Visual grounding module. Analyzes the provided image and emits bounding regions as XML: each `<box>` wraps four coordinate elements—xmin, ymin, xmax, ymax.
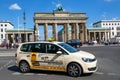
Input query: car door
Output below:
<box><xmin>37</xmin><ymin>43</ymin><xmax>66</xmax><ymax>71</ymax></box>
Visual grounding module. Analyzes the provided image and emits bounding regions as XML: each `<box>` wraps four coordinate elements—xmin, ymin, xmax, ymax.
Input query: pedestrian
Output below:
<box><xmin>9</xmin><ymin>43</ymin><xmax>12</xmax><ymax>49</ymax></box>
<box><xmin>6</xmin><ymin>43</ymin><xmax>8</xmax><ymax>49</ymax></box>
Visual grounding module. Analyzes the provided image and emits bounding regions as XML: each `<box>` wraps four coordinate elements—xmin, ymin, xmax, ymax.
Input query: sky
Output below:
<box><xmin>0</xmin><ymin>0</ymin><xmax>120</xmax><ymax>39</ymax></box>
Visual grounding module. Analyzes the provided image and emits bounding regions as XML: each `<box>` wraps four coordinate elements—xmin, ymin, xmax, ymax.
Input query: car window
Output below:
<box><xmin>20</xmin><ymin>44</ymin><xmax>29</xmax><ymax>52</ymax></box>
<box><xmin>20</xmin><ymin>43</ymin><xmax>42</xmax><ymax>53</ymax></box>
<box><xmin>46</xmin><ymin>44</ymin><xmax>59</xmax><ymax>54</ymax></box>
<box><xmin>76</xmin><ymin>39</ymin><xmax>80</xmax><ymax>42</ymax></box>
<box><xmin>67</xmin><ymin>40</ymin><xmax>71</xmax><ymax>43</ymax></box>
<box><xmin>20</xmin><ymin>43</ymin><xmax>69</xmax><ymax>54</ymax></box>
<box><xmin>72</xmin><ymin>40</ymin><xmax>76</xmax><ymax>43</ymax></box>
<box><xmin>34</xmin><ymin>43</ymin><xmax>42</xmax><ymax>52</ymax></box>
<box><xmin>27</xmin><ymin>43</ymin><xmax>34</xmax><ymax>52</ymax></box>
<box><xmin>58</xmin><ymin>43</ymin><xmax>78</xmax><ymax>53</ymax></box>
<box><xmin>39</xmin><ymin>43</ymin><xmax>64</xmax><ymax>54</ymax></box>
<box><xmin>28</xmin><ymin>43</ymin><xmax>43</xmax><ymax>53</ymax></box>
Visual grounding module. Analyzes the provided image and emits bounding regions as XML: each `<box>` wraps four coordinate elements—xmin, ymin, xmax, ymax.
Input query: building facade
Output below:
<box><xmin>0</xmin><ymin>21</ymin><xmax>14</xmax><ymax>44</ymax></box>
<box><xmin>93</xmin><ymin>20</ymin><xmax>120</xmax><ymax>38</ymax></box>
<box><xmin>6</xmin><ymin>28</ymin><xmax>34</xmax><ymax>43</ymax></box>
<box><xmin>34</xmin><ymin>11</ymin><xmax>88</xmax><ymax>42</ymax></box>
<box><xmin>34</xmin><ymin>4</ymin><xmax>88</xmax><ymax>42</ymax></box>
<box><xmin>87</xmin><ymin>27</ymin><xmax>110</xmax><ymax>43</ymax></box>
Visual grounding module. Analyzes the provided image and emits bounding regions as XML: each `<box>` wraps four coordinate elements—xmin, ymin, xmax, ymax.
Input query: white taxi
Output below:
<box><xmin>15</xmin><ymin>41</ymin><xmax>97</xmax><ymax>77</ymax></box>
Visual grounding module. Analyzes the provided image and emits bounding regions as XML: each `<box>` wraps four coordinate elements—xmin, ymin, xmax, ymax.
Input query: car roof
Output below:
<box><xmin>20</xmin><ymin>41</ymin><xmax>64</xmax><ymax>45</ymax></box>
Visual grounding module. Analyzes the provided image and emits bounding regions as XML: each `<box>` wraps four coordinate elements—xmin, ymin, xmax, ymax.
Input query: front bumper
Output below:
<box><xmin>88</xmin><ymin>67</ymin><xmax>97</xmax><ymax>71</ymax></box>
<box><xmin>82</xmin><ymin>60</ymin><xmax>97</xmax><ymax>73</ymax></box>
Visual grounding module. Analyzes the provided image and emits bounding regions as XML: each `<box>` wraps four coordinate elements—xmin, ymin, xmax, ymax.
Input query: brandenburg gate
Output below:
<box><xmin>34</xmin><ymin>7</ymin><xmax>88</xmax><ymax>42</ymax></box>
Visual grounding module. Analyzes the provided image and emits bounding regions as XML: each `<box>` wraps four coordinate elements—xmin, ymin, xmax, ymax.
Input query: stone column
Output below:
<box><xmin>12</xmin><ymin>33</ymin><xmax>15</xmax><ymax>44</ymax></box>
<box><xmin>94</xmin><ymin>32</ymin><xmax>96</xmax><ymax>41</ymax></box>
<box><xmin>53</xmin><ymin>23</ymin><xmax>58</xmax><ymax>41</ymax></box>
<box><xmin>89</xmin><ymin>31</ymin><xmax>91</xmax><ymax>41</ymax></box>
<box><xmin>63</xmin><ymin>23</ymin><xmax>69</xmax><ymax>42</ymax></box>
<box><xmin>84</xmin><ymin>23</ymin><xmax>87</xmax><ymax>42</ymax></box>
<box><xmin>109</xmin><ymin>31</ymin><xmax>111</xmax><ymax>39</ymax></box>
<box><xmin>79</xmin><ymin>23</ymin><xmax>84</xmax><ymax>42</ymax></box>
<box><xmin>34</xmin><ymin>24</ymin><xmax>39</xmax><ymax>41</ymax></box>
<box><xmin>107</xmin><ymin>32</ymin><xmax>109</xmax><ymax>40</ymax></box>
<box><xmin>66</xmin><ymin>23</ymin><xmax>70</xmax><ymax>41</ymax></box>
<box><xmin>44</xmin><ymin>23</ymin><xmax>48</xmax><ymax>41</ymax></box>
<box><xmin>62</xmin><ymin>32</ymin><xmax>64</xmax><ymax>42</ymax></box>
<box><xmin>71</xmin><ymin>23</ymin><xmax>75</xmax><ymax>39</ymax></box>
<box><xmin>63</xmin><ymin>24</ymin><xmax>67</xmax><ymax>42</ymax></box>
<box><xmin>63</xmin><ymin>24</ymin><xmax>66</xmax><ymax>42</ymax></box>
<box><xmin>17</xmin><ymin>33</ymin><xmax>21</xmax><ymax>43</ymax></box>
<box><xmin>79</xmin><ymin>24</ymin><xmax>81</xmax><ymax>40</ymax></box>
<box><xmin>75</xmin><ymin>23</ymin><xmax>79</xmax><ymax>39</ymax></box>
<box><xmin>102</xmin><ymin>32</ymin><xmax>105</xmax><ymax>41</ymax></box>
<box><xmin>99</xmin><ymin>32</ymin><xmax>101</xmax><ymax>41</ymax></box>
<box><xmin>32</xmin><ymin>32</ymin><xmax>34</xmax><ymax>42</ymax></box>
<box><xmin>108</xmin><ymin>31</ymin><xmax>110</xmax><ymax>40</ymax></box>
<box><xmin>105</xmin><ymin>31</ymin><xmax>107</xmax><ymax>41</ymax></box>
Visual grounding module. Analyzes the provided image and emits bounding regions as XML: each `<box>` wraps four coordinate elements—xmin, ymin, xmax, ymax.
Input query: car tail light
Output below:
<box><xmin>15</xmin><ymin>53</ymin><xmax>17</xmax><ymax>57</ymax></box>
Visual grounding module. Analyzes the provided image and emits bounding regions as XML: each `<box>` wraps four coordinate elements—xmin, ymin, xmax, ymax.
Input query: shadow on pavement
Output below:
<box><xmin>7</xmin><ymin>65</ymin><xmax>93</xmax><ymax>77</ymax></box>
<box><xmin>8</xmin><ymin>65</ymin><xmax>20</xmax><ymax>72</ymax></box>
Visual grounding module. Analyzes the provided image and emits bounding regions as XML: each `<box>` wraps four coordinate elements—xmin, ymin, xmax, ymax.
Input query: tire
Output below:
<box><xmin>19</xmin><ymin>61</ymin><xmax>30</xmax><ymax>73</ymax></box>
<box><xmin>67</xmin><ymin>63</ymin><xmax>82</xmax><ymax>77</ymax></box>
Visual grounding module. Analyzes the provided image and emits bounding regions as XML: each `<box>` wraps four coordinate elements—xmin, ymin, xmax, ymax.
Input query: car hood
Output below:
<box><xmin>71</xmin><ymin>50</ymin><xmax>95</xmax><ymax>59</ymax></box>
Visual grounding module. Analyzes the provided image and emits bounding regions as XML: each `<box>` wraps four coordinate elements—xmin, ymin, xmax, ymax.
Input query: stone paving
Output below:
<box><xmin>0</xmin><ymin>47</ymin><xmax>16</xmax><ymax>57</ymax></box>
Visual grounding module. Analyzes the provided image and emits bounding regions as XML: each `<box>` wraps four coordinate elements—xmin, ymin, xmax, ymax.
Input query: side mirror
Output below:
<box><xmin>56</xmin><ymin>51</ymin><xmax>62</xmax><ymax>55</ymax></box>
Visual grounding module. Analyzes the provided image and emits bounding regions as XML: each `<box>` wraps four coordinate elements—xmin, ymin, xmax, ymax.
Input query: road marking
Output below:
<box><xmin>12</xmin><ymin>72</ymin><xmax>22</xmax><ymax>75</ymax></box>
<box><xmin>108</xmin><ymin>73</ymin><xmax>116</xmax><ymax>76</ymax></box>
<box><xmin>95</xmin><ymin>72</ymin><xmax>104</xmax><ymax>75</ymax></box>
<box><xmin>107</xmin><ymin>73</ymin><xmax>120</xmax><ymax>76</ymax></box>
<box><xmin>7</xmin><ymin>64</ymin><xmax>14</xmax><ymax>68</ymax></box>
<box><xmin>37</xmin><ymin>74</ymin><xmax>47</xmax><ymax>76</ymax></box>
<box><xmin>95</xmin><ymin>72</ymin><xmax>120</xmax><ymax>76</ymax></box>
<box><xmin>24</xmin><ymin>73</ymin><xmax>35</xmax><ymax>75</ymax></box>
<box><xmin>0</xmin><ymin>53</ymin><xmax>14</xmax><ymax>57</ymax></box>
<box><xmin>0</xmin><ymin>60</ymin><xmax>13</xmax><ymax>71</ymax></box>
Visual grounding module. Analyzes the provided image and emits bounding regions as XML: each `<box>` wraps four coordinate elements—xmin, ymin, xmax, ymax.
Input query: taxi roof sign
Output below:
<box><xmin>48</xmin><ymin>37</ymin><xmax>54</xmax><ymax>42</ymax></box>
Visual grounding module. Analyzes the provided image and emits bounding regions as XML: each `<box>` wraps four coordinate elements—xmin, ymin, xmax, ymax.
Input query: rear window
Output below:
<box><xmin>20</xmin><ymin>43</ymin><xmax>42</xmax><ymax>53</ymax></box>
<box><xmin>20</xmin><ymin>44</ymin><xmax>29</xmax><ymax>52</ymax></box>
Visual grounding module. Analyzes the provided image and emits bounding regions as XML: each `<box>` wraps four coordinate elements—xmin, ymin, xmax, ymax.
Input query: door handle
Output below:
<box><xmin>45</xmin><ymin>57</ymin><xmax>48</xmax><ymax>59</ymax></box>
<box><xmin>27</xmin><ymin>55</ymin><xmax>30</xmax><ymax>57</ymax></box>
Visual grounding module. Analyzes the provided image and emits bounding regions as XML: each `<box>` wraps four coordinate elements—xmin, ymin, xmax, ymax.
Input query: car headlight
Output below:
<box><xmin>82</xmin><ymin>57</ymin><xmax>96</xmax><ymax>62</ymax></box>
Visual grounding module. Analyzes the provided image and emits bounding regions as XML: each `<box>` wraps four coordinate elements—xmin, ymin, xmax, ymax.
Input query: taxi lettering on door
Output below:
<box><xmin>30</xmin><ymin>43</ymin><xmax>65</xmax><ymax>71</ymax></box>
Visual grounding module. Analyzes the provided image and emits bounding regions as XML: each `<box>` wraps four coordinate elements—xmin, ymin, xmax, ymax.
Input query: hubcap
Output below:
<box><xmin>68</xmin><ymin>64</ymin><xmax>79</xmax><ymax>76</ymax></box>
<box><xmin>20</xmin><ymin>62</ymin><xmax>29</xmax><ymax>72</ymax></box>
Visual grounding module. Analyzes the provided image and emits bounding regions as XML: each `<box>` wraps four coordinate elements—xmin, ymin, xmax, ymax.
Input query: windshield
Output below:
<box><xmin>58</xmin><ymin>43</ymin><xmax>78</xmax><ymax>53</ymax></box>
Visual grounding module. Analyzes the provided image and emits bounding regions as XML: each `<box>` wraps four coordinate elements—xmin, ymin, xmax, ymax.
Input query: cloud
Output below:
<box><xmin>112</xmin><ymin>17</ymin><xmax>119</xmax><ymax>20</ymax></box>
<box><xmin>104</xmin><ymin>0</ymin><xmax>112</xmax><ymax>2</ymax></box>
<box><xmin>101</xmin><ymin>12</ymin><xmax>107</xmax><ymax>20</ymax></box>
<box><xmin>9</xmin><ymin>3</ymin><xmax>21</xmax><ymax>10</ymax></box>
<box><xmin>52</xmin><ymin>1</ymin><xmax>57</xmax><ymax>5</ymax></box>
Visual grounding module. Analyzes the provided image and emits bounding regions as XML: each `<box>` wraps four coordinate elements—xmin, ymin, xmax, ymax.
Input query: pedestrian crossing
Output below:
<box><xmin>0</xmin><ymin>53</ymin><xmax>14</xmax><ymax>57</ymax></box>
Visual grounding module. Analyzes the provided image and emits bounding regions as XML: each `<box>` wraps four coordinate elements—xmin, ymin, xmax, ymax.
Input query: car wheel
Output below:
<box><xmin>19</xmin><ymin>61</ymin><xmax>30</xmax><ymax>73</ymax></box>
<box><xmin>67</xmin><ymin>63</ymin><xmax>82</xmax><ymax>77</ymax></box>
